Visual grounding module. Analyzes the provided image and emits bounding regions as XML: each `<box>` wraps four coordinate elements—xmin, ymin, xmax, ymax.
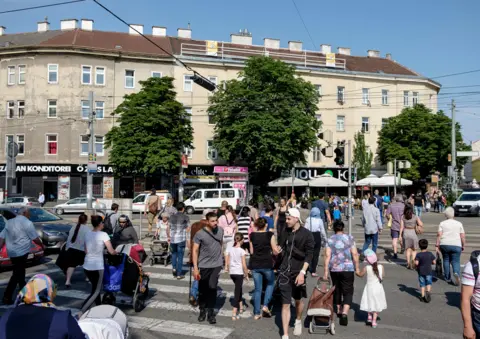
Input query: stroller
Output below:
<box><xmin>102</xmin><ymin>252</ymin><xmax>150</xmax><ymax>312</ymax></box>
<box><xmin>306</xmin><ymin>278</ymin><xmax>336</xmax><ymax>335</ymax></box>
<box><xmin>149</xmin><ymin>240</ymin><xmax>171</xmax><ymax>266</ymax></box>
<box><xmin>79</xmin><ymin>305</ymin><xmax>129</xmax><ymax>339</ymax></box>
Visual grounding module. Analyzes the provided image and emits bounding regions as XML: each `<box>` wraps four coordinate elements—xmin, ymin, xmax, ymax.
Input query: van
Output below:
<box><xmin>184</xmin><ymin>188</ymin><xmax>245</xmax><ymax>215</ymax></box>
<box><xmin>132</xmin><ymin>191</ymin><xmax>172</xmax><ymax>213</ymax></box>
<box><xmin>453</xmin><ymin>189</ymin><xmax>480</xmax><ymax>216</ymax></box>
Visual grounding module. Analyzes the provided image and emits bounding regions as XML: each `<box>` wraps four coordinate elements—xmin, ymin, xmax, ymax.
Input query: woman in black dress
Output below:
<box><xmin>275</xmin><ymin>198</ymin><xmax>288</xmax><ymax>241</ymax></box>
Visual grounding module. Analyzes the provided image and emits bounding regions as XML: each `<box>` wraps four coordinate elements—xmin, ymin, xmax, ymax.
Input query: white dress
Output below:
<box><xmin>360</xmin><ymin>265</ymin><xmax>387</xmax><ymax>312</ymax></box>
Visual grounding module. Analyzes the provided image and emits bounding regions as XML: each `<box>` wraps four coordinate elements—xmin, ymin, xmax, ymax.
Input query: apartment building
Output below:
<box><xmin>0</xmin><ymin>19</ymin><xmax>440</xmax><ymax>200</ymax></box>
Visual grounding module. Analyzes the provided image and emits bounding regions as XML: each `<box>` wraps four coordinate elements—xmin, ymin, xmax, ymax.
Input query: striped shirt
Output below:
<box><xmin>237</xmin><ymin>216</ymin><xmax>252</xmax><ymax>242</ymax></box>
<box><xmin>462</xmin><ymin>257</ymin><xmax>480</xmax><ymax>310</ymax></box>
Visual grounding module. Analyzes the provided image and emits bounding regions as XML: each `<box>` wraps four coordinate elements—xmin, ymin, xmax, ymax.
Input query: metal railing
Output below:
<box><xmin>180</xmin><ymin>42</ymin><xmax>347</xmax><ymax>70</ymax></box>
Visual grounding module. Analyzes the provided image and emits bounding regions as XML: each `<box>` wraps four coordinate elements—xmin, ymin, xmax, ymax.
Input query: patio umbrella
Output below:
<box><xmin>308</xmin><ymin>173</ymin><xmax>348</xmax><ymax>187</ymax></box>
<box><xmin>356</xmin><ymin>174</ymin><xmax>382</xmax><ymax>186</ymax></box>
<box><xmin>268</xmin><ymin>177</ymin><xmax>309</xmax><ymax>187</ymax></box>
<box><xmin>379</xmin><ymin>173</ymin><xmax>413</xmax><ymax>186</ymax></box>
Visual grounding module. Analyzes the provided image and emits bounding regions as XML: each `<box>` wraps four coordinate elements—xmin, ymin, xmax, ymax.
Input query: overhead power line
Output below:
<box><xmin>290</xmin><ymin>0</ymin><xmax>316</xmax><ymax>49</ymax></box>
<box><xmin>0</xmin><ymin>0</ymin><xmax>86</xmax><ymax>15</ymax></box>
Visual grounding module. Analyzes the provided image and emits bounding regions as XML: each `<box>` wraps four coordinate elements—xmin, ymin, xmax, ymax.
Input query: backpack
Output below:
<box><xmin>103</xmin><ymin>212</ymin><xmax>114</xmax><ymax>235</ymax></box>
<box><xmin>470</xmin><ymin>250</ymin><xmax>480</xmax><ymax>283</ymax></box>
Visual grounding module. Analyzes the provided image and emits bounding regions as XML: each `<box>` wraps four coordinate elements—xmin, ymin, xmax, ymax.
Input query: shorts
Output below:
<box><xmin>278</xmin><ymin>272</ymin><xmax>307</xmax><ymax>305</ymax></box>
<box><xmin>418</xmin><ymin>274</ymin><xmax>433</xmax><ymax>287</ymax></box>
<box><xmin>391</xmin><ymin>230</ymin><xmax>400</xmax><ymax>239</ymax></box>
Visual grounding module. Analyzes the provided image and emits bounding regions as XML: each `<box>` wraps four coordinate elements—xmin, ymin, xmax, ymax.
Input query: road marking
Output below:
<box><xmin>146</xmin><ymin>272</ymin><xmax>253</xmax><ymax>286</ymax></box>
<box><xmin>376</xmin><ymin>323</ymin><xmax>458</xmax><ymax>338</ymax></box>
<box><xmin>0</xmin><ymin>304</ymin><xmax>81</xmax><ymax>313</ymax></box>
<box><xmin>0</xmin><ymin>267</ymin><xmax>60</xmax><ymax>286</ymax></box>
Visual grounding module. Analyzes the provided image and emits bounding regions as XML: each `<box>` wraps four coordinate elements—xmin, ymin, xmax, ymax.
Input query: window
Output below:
<box><xmin>48</xmin><ymin>64</ymin><xmax>58</xmax><ymax>84</ymax></box>
<box><xmin>336</xmin><ymin>115</ymin><xmax>345</xmax><ymax>131</ymax></box>
<box><xmin>95</xmin><ymin>101</ymin><xmax>104</xmax><ymax>119</ymax></box>
<box><xmin>151</xmin><ymin>72</ymin><xmax>162</xmax><ymax>78</ymax></box>
<box><xmin>315</xmin><ymin>85</ymin><xmax>322</xmax><ymax>99</ymax></box>
<box><xmin>95</xmin><ymin>136</ymin><xmax>104</xmax><ymax>155</ymax></box>
<box><xmin>337</xmin><ymin>86</ymin><xmax>345</xmax><ymax>103</ymax></box>
<box><xmin>382</xmin><ymin>89</ymin><xmax>389</xmax><ymax>105</ymax></box>
<box><xmin>313</xmin><ymin>146</ymin><xmax>321</xmax><ymax>162</ymax></box>
<box><xmin>362</xmin><ymin>117</ymin><xmax>369</xmax><ymax>133</ymax></box>
<box><xmin>221</xmin><ymin>190</ymin><xmax>235</xmax><ymax>198</ymax></box>
<box><xmin>18</xmin><ymin>65</ymin><xmax>26</xmax><ymax>84</ymax></box>
<box><xmin>5</xmin><ymin>135</ymin><xmax>13</xmax><ymax>154</ymax></box>
<box><xmin>208</xmin><ymin>113</ymin><xmax>215</xmax><ymax>125</ymax></box>
<box><xmin>362</xmin><ymin>88</ymin><xmax>369</xmax><ymax>105</ymax></box>
<box><xmin>81</xmin><ymin>66</ymin><xmax>92</xmax><ymax>85</ymax></box>
<box><xmin>125</xmin><ymin>70</ymin><xmax>135</xmax><ymax>88</ymax></box>
<box><xmin>16</xmin><ymin>135</ymin><xmax>24</xmax><ymax>155</ymax></box>
<box><xmin>95</xmin><ymin>67</ymin><xmax>105</xmax><ymax>86</ymax></box>
<box><xmin>208</xmin><ymin>76</ymin><xmax>218</xmax><ymax>86</ymax></box>
<box><xmin>184</xmin><ymin>147</ymin><xmax>193</xmax><ymax>159</ymax></box>
<box><xmin>412</xmin><ymin>92</ymin><xmax>418</xmax><ymax>105</ymax></box>
<box><xmin>403</xmin><ymin>91</ymin><xmax>409</xmax><ymax>106</ymax></box>
<box><xmin>81</xmin><ymin>100</ymin><xmax>90</xmax><ymax>119</ymax></box>
<box><xmin>6</xmin><ymin>101</ymin><xmax>14</xmax><ymax>119</ymax></box>
<box><xmin>185</xmin><ymin>107</ymin><xmax>192</xmax><ymax>121</ymax></box>
<box><xmin>205</xmin><ymin>190</ymin><xmax>219</xmax><ymax>199</ymax></box>
<box><xmin>207</xmin><ymin>140</ymin><xmax>217</xmax><ymax>159</ymax></box>
<box><xmin>47</xmin><ymin>100</ymin><xmax>57</xmax><ymax>118</ymax></box>
<box><xmin>17</xmin><ymin>101</ymin><xmax>25</xmax><ymax>119</ymax></box>
<box><xmin>184</xmin><ymin>75</ymin><xmax>194</xmax><ymax>92</ymax></box>
<box><xmin>46</xmin><ymin>134</ymin><xmax>57</xmax><ymax>155</ymax></box>
<box><xmin>7</xmin><ymin>66</ymin><xmax>15</xmax><ymax>85</ymax></box>
<box><xmin>80</xmin><ymin>135</ymin><xmax>89</xmax><ymax>155</ymax></box>
<box><xmin>382</xmin><ymin>118</ymin><xmax>388</xmax><ymax>129</ymax></box>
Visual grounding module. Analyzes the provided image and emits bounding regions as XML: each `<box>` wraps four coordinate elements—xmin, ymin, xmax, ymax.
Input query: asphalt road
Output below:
<box><xmin>5</xmin><ymin>210</ymin><xmax>468</xmax><ymax>338</ymax></box>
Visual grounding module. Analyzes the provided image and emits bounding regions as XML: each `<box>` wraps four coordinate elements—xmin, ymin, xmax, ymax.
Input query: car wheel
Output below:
<box><xmin>56</xmin><ymin>208</ymin><xmax>64</xmax><ymax>215</ymax></box>
<box><xmin>186</xmin><ymin>206</ymin><xmax>195</xmax><ymax>215</ymax></box>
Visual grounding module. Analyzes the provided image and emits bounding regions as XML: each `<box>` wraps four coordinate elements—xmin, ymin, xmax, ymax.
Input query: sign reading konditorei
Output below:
<box><xmin>0</xmin><ymin>164</ymin><xmax>114</xmax><ymax>174</ymax></box>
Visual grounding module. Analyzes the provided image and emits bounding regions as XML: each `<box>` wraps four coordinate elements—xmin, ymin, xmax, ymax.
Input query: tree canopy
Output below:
<box><xmin>377</xmin><ymin>104</ymin><xmax>469</xmax><ymax>180</ymax></box>
<box><xmin>105</xmin><ymin>77</ymin><xmax>193</xmax><ymax>176</ymax></box>
<box><xmin>352</xmin><ymin>132</ymin><xmax>373</xmax><ymax>179</ymax></box>
<box><xmin>208</xmin><ymin>56</ymin><xmax>321</xmax><ymax>185</ymax></box>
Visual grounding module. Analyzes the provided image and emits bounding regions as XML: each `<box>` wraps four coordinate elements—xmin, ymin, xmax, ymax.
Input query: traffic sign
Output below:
<box><xmin>7</xmin><ymin>142</ymin><xmax>18</xmax><ymax>158</ymax></box>
<box><xmin>457</xmin><ymin>151</ymin><xmax>480</xmax><ymax>157</ymax></box>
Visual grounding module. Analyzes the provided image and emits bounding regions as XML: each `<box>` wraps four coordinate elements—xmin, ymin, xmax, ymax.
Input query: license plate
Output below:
<box><xmin>28</xmin><ymin>254</ymin><xmax>34</xmax><ymax>259</ymax></box>
<box><xmin>460</xmin><ymin>209</ymin><xmax>468</xmax><ymax>212</ymax></box>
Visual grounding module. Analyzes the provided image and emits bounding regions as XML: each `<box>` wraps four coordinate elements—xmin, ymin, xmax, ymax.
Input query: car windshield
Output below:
<box><xmin>133</xmin><ymin>195</ymin><xmax>145</xmax><ymax>203</ymax></box>
<box><xmin>27</xmin><ymin>208</ymin><xmax>62</xmax><ymax>222</ymax></box>
<box><xmin>458</xmin><ymin>193</ymin><xmax>480</xmax><ymax>201</ymax></box>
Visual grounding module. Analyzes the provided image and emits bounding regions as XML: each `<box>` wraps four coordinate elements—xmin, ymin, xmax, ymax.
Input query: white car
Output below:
<box><xmin>54</xmin><ymin>197</ymin><xmax>106</xmax><ymax>215</ymax></box>
<box><xmin>453</xmin><ymin>190</ymin><xmax>480</xmax><ymax>216</ymax></box>
<box><xmin>132</xmin><ymin>191</ymin><xmax>172</xmax><ymax>213</ymax></box>
<box><xmin>2</xmin><ymin>196</ymin><xmax>40</xmax><ymax>207</ymax></box>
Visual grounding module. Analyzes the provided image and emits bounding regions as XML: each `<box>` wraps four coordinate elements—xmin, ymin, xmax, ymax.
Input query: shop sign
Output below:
<box><xmin>57</xmin><ymin>176</ymin><xmax>70</xmax><ymax>200</ymax></box>
<box><xmin>218</xmin><ymin>176</ymin><xmax>246</xmax><ymax>182</ymax></box>
<box><xmin>214</xmin><ymin>166</ymin><xmax>248</xmax><ymax>174</ymax></box>
<box><xmin>0</xmin><ymin>164</ymin><xmax>114</xmax><ymax>174</ymax></box>
<box><xmin>185</xmin><ymin>165</ymin><xmax>214</xmax><ymax>177</ymax></box>
<box><xmin>295</xmin><ymin>167</ymin><xmax>355</xmax><ymax>182</ymax></box>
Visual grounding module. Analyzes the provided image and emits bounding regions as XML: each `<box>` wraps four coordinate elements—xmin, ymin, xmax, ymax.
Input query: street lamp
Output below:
<box><xmin>387</xmin><ymin>159</ymin><xmax>411</xmax><ymax>196</ymax></box>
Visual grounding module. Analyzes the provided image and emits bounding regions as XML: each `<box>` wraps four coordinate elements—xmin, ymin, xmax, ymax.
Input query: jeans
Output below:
<box><xmin>440</xmin><ymin>245</ymin><xmax>462</xmax><ymax>281</ymax></box>
<box><xmin>190</xmin><ymin>279</ymin><xmax>199</xmax><ymax>299</ymax></box>
<box><xmin>414</xmin><ymin>206</ymin><xmax>423</xmax><ymax>217</ymax></box>
<box><xmin>4</xmin><ymin>254</ymin><xmax>28</xmax><ymax>302</ymax></box>
<box><xmin>170</xmin><ymin>241</ymin><xmax>186</xmax><ymax>277</ymax></box>
<box><xmin>362</xmin><ymin>232</ymin><xmax>379</xmax><ymax>253</ymax></box>
<box><xmin>418</xmin><ymin>274</ymin><xmax>433</xmax><ymax>287</ymax></box>
<box><xmin>252</xmin><ymin>268</ymin><xmax>275</xmax><ymax>316</ymax></box>
<box><xmin>378</xmin><ymin>209</ymin><xmax>384</xmax><ymax>224</ymax></box>
<box><xmin>472</xmin><ymin>306</ymin><xmax>480</xmax><ymax>337</ymax></box>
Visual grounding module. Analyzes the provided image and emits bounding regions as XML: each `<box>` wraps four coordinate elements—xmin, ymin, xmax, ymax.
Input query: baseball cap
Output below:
<box><xmin>287</xmin><ymin>208</ymin><xmax>303</xmax><ymax>224</ymax></box>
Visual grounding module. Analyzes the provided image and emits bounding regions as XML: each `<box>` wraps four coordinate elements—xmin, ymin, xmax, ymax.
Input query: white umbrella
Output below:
<box><xmin>308</xmin><ymin>173</ymin><xmax>348</xmax><ymax>187</ymax></box>
<box><xmin>356</xmin><ymin>174</ymin><xmax>382</xmax><ymax>186</ymax></box>
<box><xmin>268</xmin><ymin>177</ymin><xmax>308</xmax><ymax>187</ymax></box>
<box><xmin>379</xmin><ymin>173</ymin><xmax>413</xmax><ymax>186</ymax></box>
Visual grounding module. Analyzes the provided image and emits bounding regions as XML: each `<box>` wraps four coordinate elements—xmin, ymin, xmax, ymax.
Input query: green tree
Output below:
<box><xmin>208</xmin><ymin>56</ymin><xmax>321</xmax><ymax>185</ymax></box>
<box><xmin>105</xmin><ymin>77</ymin><xmax>193</xmax><ymax>176</ymax></box>
<box><xmin>377</xmin><ymin>104</ymin><xmax>469</xmax><ymax>180</ymax></box>
<box><xmin>352</xmin><ymin>132</ymin><xmax>373</xmax><ymax>179</ymax></box>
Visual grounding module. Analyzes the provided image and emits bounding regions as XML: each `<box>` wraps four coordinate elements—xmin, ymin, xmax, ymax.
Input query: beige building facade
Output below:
<box><xmin>0</xmin><ymin>19</ymin><xmax>440</xmax><ymax>199</ymax></box>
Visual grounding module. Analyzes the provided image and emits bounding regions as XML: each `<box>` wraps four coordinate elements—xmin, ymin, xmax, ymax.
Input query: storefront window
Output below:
<box><xmin>81</xmin><ymin>176</ymin><xmax>103</xmax><ymax>196</ymax></box>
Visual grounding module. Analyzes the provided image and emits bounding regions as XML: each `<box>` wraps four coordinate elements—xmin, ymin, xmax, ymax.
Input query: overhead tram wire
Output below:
<box><xmin>0</xmin><ymin>0</ymin><xmax>86</xmax><ymax>15</ymax></box>
<box><xmin>291</xmin><ymin>0</ymin><xmax>316</xmax><ymax>49</ymax></box>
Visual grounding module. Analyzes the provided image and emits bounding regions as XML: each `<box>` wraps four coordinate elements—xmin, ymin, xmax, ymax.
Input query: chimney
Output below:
<box><xmin>60</xmin><ymin>19</ymin><xmax>78</xmax><ymax>31</ymax></box>
<box><xmin>367</xmin><ymin>50</ymin><xmax>380</xmax><ymax>57</ymax></box>
<box><xmin>288</xmin><ymin>41</ymin><xmax>303</xmax><ymax>52</ymax></box>
<box><xmin>177</xmin><ymin>28</ymin><xmax>191</xmax><ymax>39</ymax></box>
<box><xmin>231</xmin><ymin>29</ymin><xmax>252</xmax><ymax>45</ymax></box>
<box><xmin>320</xmin><ymin>44</ymin><xmax>331</xmax><ymax>54</ymax></box>
<box><xmin>81</xmin><ymin>19</ymin><xmax>93</xmax><ymax>31</ymax></box>
<box><xmin>129</xmin><ymin>24</ymin><xmax>144</xmax><ymax>35</ymax></box>
<box><xmin>264</xmin><ymin>38</ymin><xmax>280</xmax><ymax>49</ymax></box>
<box><xmin>337</xmin><ymin>47</ymin><xmax>351</xmax><ymax>55</ymax></box>
<box><xmin>386</xmin><ymin>53</ymin><xmax>392</xmax><ymax>60</ymax></box>
<box><xmin>37</xmin><ymin>21</ymin><xmax>49</xmax><ymax>32</ymax></box>
<box><xmin>152</xmin><ymin>26</ymin><xmax>167</xmax><ymax>37</ymax></box>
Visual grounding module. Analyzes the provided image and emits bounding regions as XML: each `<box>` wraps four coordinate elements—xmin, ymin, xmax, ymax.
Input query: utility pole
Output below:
<box><xmin>393</xmin><ymin>159</ymin><xmax>397</xmax><ymax>197</ymax></box>
<box><xmin>451</xmin><ymin>99</ymin><xmax>457</xmax><ymax>197</ymax></box>
<box><xmin>347</xmin><ymin>139</ymin><xmax>352</xmax><ymax>235</ymax></box>
<box><xmin>87</xmin><ymin>91</ymin><xmax>95</xmax><ymax>210</ymax></box>
<box><xmin>178</xmin><ymin>152</ymin><xmax>185</xmax><ymax>202</ymax></box>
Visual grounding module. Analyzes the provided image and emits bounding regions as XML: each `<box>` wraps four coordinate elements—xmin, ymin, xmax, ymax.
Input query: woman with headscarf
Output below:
<box><xmin>304</xmin><ymin>207</ymin><xmax>327</xmax><ymax>277</ymax></box>
<box><xmin>0</xmin><ymin>274</ymin><xmax>85</xmax><ymax>338</ymax></box>
<box><xmin>112</xmin><ymin>215</ymin><xmax>139</xmax><ymax>247</ymax></box>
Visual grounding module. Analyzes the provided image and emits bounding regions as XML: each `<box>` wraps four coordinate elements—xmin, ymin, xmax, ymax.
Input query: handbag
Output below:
<box><xmin>148</xmin><ymin>196</ymin><xmax>159</xmax><ymax>214</ymax></box>
<box><xmin>103</xmin><ymin>254</ymin><xmax>127</xmax><ymax>292</ymax></box>
<box><xmin>387</xmin><ymin>215</ymin><xmax>392</xmax><ymax>228</ymax></box>
<box><xmin>55</xmin><ymin>243</ymin><xmax>69</xmax><ymax>274</ymax></box>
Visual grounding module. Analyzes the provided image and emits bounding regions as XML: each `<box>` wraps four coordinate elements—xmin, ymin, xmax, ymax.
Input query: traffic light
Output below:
<box><xmin>334</xmin><ymin>141</ymin><xmax>345</xmax><ymax>166</ymax></box>
<box><xmin>192</xmin><ymin>73</ymin><xmax>217</xmax><ymax>92</ymax></box>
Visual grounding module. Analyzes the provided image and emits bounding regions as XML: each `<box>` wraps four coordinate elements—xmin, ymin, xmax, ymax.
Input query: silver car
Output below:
<box><xmin>53</xmin><ymin>197</ymin><xmax>106</xmax><ymax>215</ymax></box>
<box><xmin>2</xmin><ymin>196</ymin><xmax>40</xmax><ymax>207</ymax></box>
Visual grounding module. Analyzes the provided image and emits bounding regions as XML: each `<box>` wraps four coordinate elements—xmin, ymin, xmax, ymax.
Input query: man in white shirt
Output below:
<box><xmin>0</xmin><ymin>207</ymin><xmax>44</xmax><ymax>304</ymax></box>
<box><xmin>38</xmin><ymin>192</ymin><xmax>45</xmax><ymax>207</ymax></box>
<box><xmin>461</xmin><ymin>252</ymin><xmax>480</xmax><ymax>338</ymax></box>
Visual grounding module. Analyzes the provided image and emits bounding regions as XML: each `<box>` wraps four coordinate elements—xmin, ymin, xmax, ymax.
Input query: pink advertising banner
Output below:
<box><xmin>213</xmin><ymin>166</ymin><xmax>248</xmax><ymax>174</ymax></box>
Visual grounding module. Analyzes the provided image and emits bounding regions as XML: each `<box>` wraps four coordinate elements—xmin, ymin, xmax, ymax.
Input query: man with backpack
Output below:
<box><xmin>144</xmin><ymin>189</ymin><xmax>162</xmax><ymax>237</ymax></box>
<box><xmin>461</xmin><ymin>250</ymin><xmax>480</xmax><ymax>338</ymax></box>
<box><xmin>104</xmin><ymin>203</ymin><xmax>119</xmax><ymax>235</ymax></box>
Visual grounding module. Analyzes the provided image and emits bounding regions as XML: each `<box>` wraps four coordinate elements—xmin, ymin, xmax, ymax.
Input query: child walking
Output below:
<box><xmin>414</xmin><ymin>239</ymin><xmax>436</xmax><ymax>303</ymax></box>
<box><xmin>155</xmin><ymin>213</ymin><xmax>169</xmax><ymax>241</ymax></box>
<box><xmin>356</xmin><ymin>249</ymin><xmax>387</xmax><ymax>328</ymax></box>
<box><xmin>333</xmin><ymin>205</ymin><xmax>342</xmax><ymax>221</ymax></box>
<box><xmin>225</xmin><ymin>233</ymin><xmax>249</xmax><ymax>320</ymax></box>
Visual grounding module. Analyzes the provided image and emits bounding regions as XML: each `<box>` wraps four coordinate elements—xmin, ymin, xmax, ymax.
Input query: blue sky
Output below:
<box><xmin>1</xmin><ymin>0</ymin><xmax>480</xmax><ymax>143</ymax></box>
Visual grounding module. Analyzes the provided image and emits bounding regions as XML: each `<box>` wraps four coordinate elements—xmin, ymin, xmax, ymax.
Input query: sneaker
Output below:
<box><xmin>339</xmin><ymin>314</ymin><xmax>348</xmax><ymax>326</ymax></box>
<box><xmin>198</xmin><ymin>309</ymin><xmax>207</xmax><ymax>322</ymax></box>
<box><xmin>425</xmin><ymin>292</ymin><xmax>431</xmax><ymax>303</ymax></box>
<box><xmin>453</xmin><ymin>273</ymin><xmax>460</xmax><ymax>286</ymax></box>
<box><xmin>282</xmin><ymin>336</ymin><xmax>289</xmax><ymax>339</ymax></box>
<box><xmin>372</xmin><ymin>321</ymin><xmax>378</xmax><ymax>329</ymax></box>
<box><xmin>367</xmin><ymin>313</ymin><xmax>373</xmax><ymax>324</ymax></box>
<box><xmin>293</xmin><ymin>319</ymin><xmax>302</xmax><ymax>336</ymax></box>
<box><xmin>189</xmin><ymin>296</ymin><xmax>197</xmax><ymax>307</ymax></box>
<box><xmin>177</xmin><ymin>276</ymin><xmax>185</xmax><ymax>280</ymax></box>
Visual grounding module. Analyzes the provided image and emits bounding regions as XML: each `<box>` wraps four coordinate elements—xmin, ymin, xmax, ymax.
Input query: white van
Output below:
<box><xmin>184</xmin><ymin>188</ymin><xmax>245</xmax><ymax>214</ymax></box>
<box><xmin>132</xmin><ymin>191</ymin><xmax>172</xmax><ymax>213</ymax></box>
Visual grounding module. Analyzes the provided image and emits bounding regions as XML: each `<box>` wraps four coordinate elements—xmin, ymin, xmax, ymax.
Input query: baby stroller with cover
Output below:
<box><xmin>306</xmin><ymin>277</ymin><xmax>336</xmax><ymax>335</ymax></box>
<box><xmin>79</xmin><ymin>305</ymin><xmax>129</xmax><ymax>339</ymax></box>
<box><xmin>102</xmin><ymin>252</ymin><xmax>150</xmax><ymax>312</ymax></box>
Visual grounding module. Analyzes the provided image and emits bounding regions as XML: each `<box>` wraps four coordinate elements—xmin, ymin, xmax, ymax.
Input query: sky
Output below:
<box><xmin>1</xmin><ymin>0</ymin><xmax>480</xmax><ymax>143</ymax></box>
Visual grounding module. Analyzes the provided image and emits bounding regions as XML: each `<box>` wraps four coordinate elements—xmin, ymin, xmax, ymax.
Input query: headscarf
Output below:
<box><xmin>363</xmin><ymin>249</ymin><xmax>378</xmax><ymax>265</ymax></box>
<box><xmin>14</xmin><ymin>274</ymin><xmax>57</xmax><ymax>308</ymax></box>
<box><xmin>309</xmin><ymin>207</ymin><xmax>321</xmax><ymax>219</ymax></box>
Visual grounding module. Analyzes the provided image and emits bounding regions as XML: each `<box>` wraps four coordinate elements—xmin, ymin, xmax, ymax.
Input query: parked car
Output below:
<box><xmin>1</xmin><ymin>196</ymin><xmax>40</xmax><ymax>207</ymax></box>
<box><xmin>183</xmin><ymin>188</ymin><xmax>245</xmax><ymax>214</ymax></box>
<box><xmin>0</xmin><ymin>207</ymin><xmax>74</xmax><ymax>250</ymax></box>
<box><xmin>54</xmin><ymin>197</ymin><xmax>106</xmax><ymax>215</ymax></box>
<box><xmin>0</xmin><ymin>210</ymin><xmax>45</xmax><ymax>266</ymax></box>
<box><xmin>453</xmin><ymin>189</ymin><xmax>480</xmax><ymax>216</ymax></box>
<box><xmin>132</xmin><ymin>191</ymin><xmax>172</xmax><ymax>213</ymax></box>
